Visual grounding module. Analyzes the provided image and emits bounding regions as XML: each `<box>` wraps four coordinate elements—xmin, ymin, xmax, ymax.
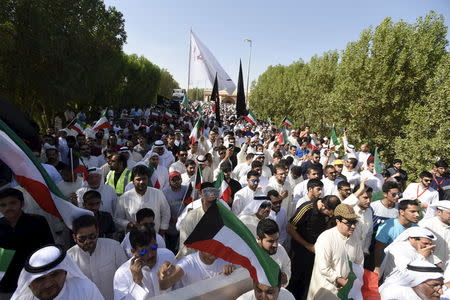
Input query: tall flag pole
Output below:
<box><xmin>211</xmin><ymin>74</ymin><xmax>221</xmax><ymax>127</ymax></box>
<box><xmin>236</xmin><ymin>60</ymin><xmax>247</xmax><ymax>117</ymax></box>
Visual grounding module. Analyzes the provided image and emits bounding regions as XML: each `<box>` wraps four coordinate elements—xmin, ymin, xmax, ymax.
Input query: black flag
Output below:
<box><xmin>236</xmin><ymin>60</ymin><xmax>247</xmax><ymax>117</ymax></box>
<box><xmin>211</xmin><ymin>74</ymin><xmax>221</xmax><ymax>126</ymax></box>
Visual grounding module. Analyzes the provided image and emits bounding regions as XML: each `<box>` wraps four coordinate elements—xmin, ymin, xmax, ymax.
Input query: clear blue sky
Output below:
<box><xmin>103</xmin><ymin>0</ymin><xmax>449</xmax><ymax>90</ymax></box>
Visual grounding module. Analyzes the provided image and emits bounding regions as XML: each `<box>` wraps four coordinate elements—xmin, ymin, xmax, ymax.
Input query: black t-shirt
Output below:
<box><xmin>289</xmin><ymin>201</ymin><xmax>330</xmax><ymax>245</ymax></box>
<box><xmin>0</xmin><ymin>213</ymin><xmax>54</xmax><ymax>292</ymax></box>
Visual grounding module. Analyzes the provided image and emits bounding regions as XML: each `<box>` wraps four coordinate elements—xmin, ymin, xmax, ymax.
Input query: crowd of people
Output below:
<box><xmin>1</xmin><ymin>101</ymin><xmax>450</xmax><ymax>300</ymax></box>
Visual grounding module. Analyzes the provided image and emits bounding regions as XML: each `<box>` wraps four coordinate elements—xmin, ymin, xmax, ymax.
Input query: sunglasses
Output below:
<box><xmin>389</xmin><ymin>192</ymin><xmax>399</xmax><ymax>197</ymax></box>
<box><xmin>76</xmin><ymin>233</ymin><xmax>98</xmax><ymax>243</ymax></box>
<box><xmin>271</xmin><ymin>200</ymin><xmax>282</xmax><ymax>206</ymax></box>
<box><xmin>179</xmin><ymin>153</ymin><xmax>188</xmax><ymax>157</ymax></box>
<box><xmin>138</xmin><ymin>244</ymin><xmax>158</xmax><ymax>256</ymax></box>
<box><xmin>341</xmin><ymin>219</ymin><xmax>358</xmax><ymax>227</ymax></box>
<box><xmin>249</xmin><ymin>179</ymin><xmax>260</xmax><ymax>184</ymax></box>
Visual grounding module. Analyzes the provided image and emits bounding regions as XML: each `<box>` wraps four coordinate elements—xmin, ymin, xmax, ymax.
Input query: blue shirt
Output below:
<box><xmin>296</xmin><ymin>148</ymin><xmax>310</xmax><ymax>158</ymax></box>
<box><xmin>375</xmin><ymin>218</ymin><xmax>417</xmax><ymax>245</ymax></box>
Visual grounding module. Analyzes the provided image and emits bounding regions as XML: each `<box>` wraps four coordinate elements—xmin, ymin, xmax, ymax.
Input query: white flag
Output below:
<box><xmin>189</xmin><ymin>31</ymin><xmax>236</xmax><ymax>95</ymax></box>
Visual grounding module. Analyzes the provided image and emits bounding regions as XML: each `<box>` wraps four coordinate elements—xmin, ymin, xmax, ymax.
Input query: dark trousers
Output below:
<box><xmin>287</xmin><ymin>245</ymin><xmax>315</xmax><ymax>300</ymax></box>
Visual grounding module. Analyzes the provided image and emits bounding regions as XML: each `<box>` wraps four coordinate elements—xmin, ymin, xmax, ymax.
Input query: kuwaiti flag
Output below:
<box><xmin>329</xmin><ymin>126</ymin><xmax>340</xmax><ymax>149</ymax></box>
<box><xmin>189</xmin><ymin>117</ymin><xmax>204</xmax><ymax>144</ymax></box>
<box><xmin>277</xmin><ymin>126</ymin><xmax>289</xmax><ymax>145</ymax></box>
<box><xmin>338</xmin><ymin>261</ymin><xmax>380</xmax><ymax>300</ymax></box>
<box><xmin>67</xmin><ymin>119</ymin><xmax>86</xmax><ymax>134</ymax></box>
<box><xmin>92</xmin><ymin>116</ymin><xmax>111</xmax><ymax>131</ymax></box>
<box><xmin>163</xmin><ymin>110</ymin><xmax>174</xmax><ymax>119</ymax></box>
<box><xmin>243</xmin><ymin>110</ymin><xmax>256</xmax><ymax>125</ymax></box>
<box><xmin>0</xmin><ymin>119</ymin><xmax>92</xmax><ymax>228</ymax></box>
<box><xmin>181</xmin><ymin>94</ymin><xmax>190</xmax><ymax>109</ymax></box>
<box><xmin>185</xmin><ymin>201</ymin><xmax>280</xmax><ymax>286</ymax></box>
<box><xmin>0</xmin><ymin>247</ymin><xmax>15</xmax><ymax>280</ymax></box>
<box><xmin>281</xmin><ymin>117</ymin><xmax>293</xmax><ymax>128</ymax></box>
<box><xmin>183</xmin><ymin>166</ymin><xmax>203</xmax><ymax>204</ymax></box>
<box><xmin>214</xmin><ymin>171</ymin><xmax>231</xmax><ymax>203</ymax></box>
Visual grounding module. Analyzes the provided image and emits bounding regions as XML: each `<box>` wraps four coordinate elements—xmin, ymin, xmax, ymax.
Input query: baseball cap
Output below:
<box><xmin>334</xmin><ymin>204</ymin><xmax>359</xmax><ymax>219</ymax></box>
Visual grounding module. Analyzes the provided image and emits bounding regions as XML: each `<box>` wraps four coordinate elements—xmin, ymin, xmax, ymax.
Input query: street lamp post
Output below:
<box><xmin>244</xmin><ymin>39</ymin><xmax>252</xmax><ymax>103</ymax></box>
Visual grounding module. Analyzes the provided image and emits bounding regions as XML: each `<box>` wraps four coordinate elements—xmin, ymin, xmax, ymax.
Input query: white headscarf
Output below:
<box><xmin>239</xmin><ymin>200</ymin><xmax>276</xmax><ymax>220</ymax></box>
<box><xmin>81</xmin><ymin>167</ymin><xmax>104</xmax><ymax>188</ymax></box>
<box><xmin>381</xmin><ymin>259</ymin><xmax>443</xmax><ymax>288</ymax></box>
<box><xmin>11</xmin><ymin>246</ymin><xmax>88</xmax><ymax>300</ymax></box>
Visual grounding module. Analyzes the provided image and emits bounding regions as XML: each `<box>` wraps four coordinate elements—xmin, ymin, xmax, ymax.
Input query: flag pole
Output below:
<box><xmin>70</xmin><ymin>148</ymin><xmax>74</xmax><ymax>182</ymax></box>
<box><xmin>187</xmin><ymin>28</ymin><xmax>192</xmax><ymax>99</ymax></box>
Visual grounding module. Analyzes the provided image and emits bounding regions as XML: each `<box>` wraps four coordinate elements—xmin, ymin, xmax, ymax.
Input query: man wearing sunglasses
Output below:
<box><xmin>68</xmin><ymin>214</ymin><xmax>127</xmax><ymax>300</ymax></box>
<box><xmin>114</xmin><ymin>225</ymin><xmax>175</xmax><ymax>299</ymax></box>
<box><xmin>308</xmin><ymin>204</ymin><xmax>364</xmax><ymax>299</ymax></box>
<box><xmin>403</xmin><ymin>171</ymin><xmax>439</xmax><ymax>218</ymax></box>
<box><xmin>169</xmin><ymin>148</ymin><xmax>189</xmax><ymax>174</ymax></box>
<box><xmin>233</xmin><ymin>170</ymin><xmax>261</xmax><ymax>215</ymax></box>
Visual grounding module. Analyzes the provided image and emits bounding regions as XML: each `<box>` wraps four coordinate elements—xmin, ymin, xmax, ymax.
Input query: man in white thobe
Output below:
<box><xmin>114</xmin><ymin>226</ymin><xmax>175</xmax><ymax>299</ymax></box>
<box><xmin>266</xmin><ymin>164</ymin><xmax>294</xmax><ymax>218</ymax></box>
<box><xmin>11</xmin><ymin>245</ymin><xmax>104</xmax><ymax>300</ymax></box>
<box><xmin>360</xmin><ymin>159</ymin><xmax>384</xmax><ymax>193</ymax></box>
<box><xmin>403</xmin><ymin>171</ymin><xmax>440</xmax><ymax>218</ymax></box>
<box><xmin>232</xmin><ymin>170</ymin><xmax>262</xmax><ymax>215</ymax></box>
<box><xmin>68</xmin><ymin>215</ymin><xmax>127</xmax><ymax>300</ymax></box>
<box><xmin>158</xmin><ymin>251</ymin><xmax>235</xmax><ymax>290</ymax></box>
<box><xmin>239</xmin><ymin>200</ymin><xmax>274</xmax><ymax>238</ymax></box>
<box><xmin>114</xmin><ymin>165</ymin><xmax>170</xmax><ymax>234</ymax></box>
<box><xmin>308</xmin><ymin>204</ymin><xmax>364</xmax><ymax>300</ymax></box>
<box><xmin>419</xmin><ymin>200</ymin><xmax>450</xmax><ymax>265</ymax></box>
<box><xmin>321</xmin><ymin>165</ymin><xmax>342</xmax><ymax>196</ymax></box>
<box><xmin>76</xmin><ymin>168</ymin><xmax>117</xmax><ymax>215</ymax></box>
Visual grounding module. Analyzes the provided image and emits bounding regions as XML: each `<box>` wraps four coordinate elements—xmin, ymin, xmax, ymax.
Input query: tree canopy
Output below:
<box><xmin>0</xmin><ymin>0</ymin><xmax>179</xmax><ymax>129</ymax></box>
<box><xmin>249</xmin><ymin>11</ymin><xmax>449</xmax><ymax>175</ymax></box>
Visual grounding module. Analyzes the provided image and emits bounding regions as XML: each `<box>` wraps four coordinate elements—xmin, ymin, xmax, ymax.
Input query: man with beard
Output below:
<box><xmin>299</xmin><ymin>150</ymin><xmax>323</xmax><ymax>180</ymax></box>
<box><xmin>45</xmin><ymin>147</ymin><xmax>67</xmax><ymax>172</ymax></box>
<box><xmin>169</xmin><ymin>147</ymin><xmax>188</xmax><ymax>174</ymax></box>
<box><xmin>106</xmin><ymin>153</ymin><xmax>132</xmax><ymax>196</ymax></box>
<box><xmin>257</xmin><ymin>219</ymin><xmax>291</xmax><ymax>287</ymax></box>
<box><xmin>431</xmin><ymin>160</ymin><xmax>450</xmax><ymax>200</ymax></box>
<box><xmin>403</xmin><ymin>171</ymin><xmax>440</xmax><ymax>218</ymax></box>
<box><xmin>114</xmin><ymin>225</ymin><xmax>175</xmax><ymax>299</ymax></box>
<box><xmin>68</xmin><ymin>214</ymin><xmax>127</xmax><ymax>300</ymax></box>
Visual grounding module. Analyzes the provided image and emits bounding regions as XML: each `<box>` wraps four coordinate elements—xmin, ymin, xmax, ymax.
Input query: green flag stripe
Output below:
<box><xmin>0</xmin><ymin>248</ymin><xmax>15</xmax><ymax>272</ymax></box>
<box><xmin>216</xmin><ymin>201</ymin><xmax>280</xmax><ymax>286</ymax></box>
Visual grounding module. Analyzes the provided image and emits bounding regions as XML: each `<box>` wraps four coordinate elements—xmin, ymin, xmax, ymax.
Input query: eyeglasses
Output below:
<box><xmin>76</xmin><ymin>233</ymin><xmax>98</xmax><ymax>243</ymax></box>
<box><xmin>341</xmin><ymin>219</ymin><xmax>358</xmax><ymax>227</ymax></box>
<box><xmin>389</xmin><ymin>192</ymin><xmax>399</xmax><ymax>197</ymax></box>
<box><xmin>259</xmin><ymin>202</ymin><xmax>272</xmax><ymax>209</ymax></box>
<box><xmin>138</xmin><ymin>244</ymin><xmax>158</xmax><ymax>256</ymax></box>
<box><xmin>424</xmin><ymin>281</ymin><xmax>443</xmax><ymax>290</ymax></box>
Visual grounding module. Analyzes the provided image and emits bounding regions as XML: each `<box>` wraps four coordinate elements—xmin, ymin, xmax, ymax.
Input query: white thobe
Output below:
<box><xmin>343</xmin><ymin>194</ymin><xmax>374</xmax><ymax>254</ymax></box>
<box><xmin>356</xmin><ymin>151</ymin><xmax>371</xmax><ymax>170</ymax></box>
<box><xmin>57</xmin><ymin>178</ymin><xmax>83</xmax><ymax>198</ymax></box>
<box><xmin>295</xmin><ymin>194</ymin><xmax>312</xmax><ymax>210</ymax></box>
<box><xmin>403</xmin><ymin>183</ymin><xmax>439</xmax><ymax>218</ymax></box>
<box><xmin>341</xmin><ymin>168</ymin><xmax>360</xmax><ymax>188</ymax></box>
<box><xmin>271</xmin><ymin>245</ymin><xmax>291</xmax><ymax>286</ymax></box>
<box><xmin>360</xmin><ymin>170</ymin><xmax>384</xmax><ymax>193</ymax></box>
<box><xmin>178</xmin><ymin>207</ymin><xmax>205</xmax><ymax>258</ymax></box>
<box><xmin>114</xmin><ymin>188</ymin><xmax>170</xmax><ymax>232</ymax></box>
<box><xmin>308</xmin><ymin>227</ymin><xmax>364</xmax><ymax>300</ymax></box>
<box><xmin>68</xmin><ymin>238</ymin><xmax>128</xmax><ymax>300</ymax></box>
<box><xmin>232</xmin><ymin>186</ymin><xmax>257</xmax><ymax>215</ymax></box>
<box><xmin>381</xmin><ymin>241</ymin><xmax>439</xmax><ymax>283</ymax></box>
<box><xmin>287</xmin><ymin>174</ymin><xmax>303</xmax><ymax>190</ymax></box>
<box><xmin>233</xmin><ymin>162</ymin><xmax>250</xmax><ymax>180</ymax></box>
<box><xmin>181</xmin><ymin>173</ymin><xmax>194</xmax><ymax>186</ymax></box>
<box><xmin>80</xmin><ymin>155</ymin><xmax>100</xmax><ymax>169</ymax></box>
<box><xmin>321</xmin><ymin>178</ymin><xmax>341</xmax><ymax>196</ymax></box>
<box><xmin>42</xmin><ymin>163</ymin><xmax>63</xmax><ymax>183</ymax></box>
<box><xmin>293</xmin><ymin>180</ymin><xmax>309</xmax><ymax>204</ymax></box>
<box><xmin>239</xmin><ymin>214</ymin><xmax>262</xmax><ymax>238</ymax></box>
<box><xmin>13</xmin><ymin>277</ymin><xmax>105</xmax><ymax>300</ymax></box>
<box><xmin>175</xmin><ymin>252</ymin><xmax>229</xmax><ymax>288</ymax></box>
<box><xmin>236</xmin><ymin>288</ymin><xmax>295</xmax><ymax>300</ymax></box>
<box><xmin>266</xmin><ymin>177</ymin><xmax>294</xmax><ymax>217</ymax></box>
<box><xmin>169</xmin><ymin>160</ymin><xmax>186</xmax><ymax>174</ymax></box>
<box><xmin>121</xmin><ymin>232</ymin><xmax>166</xmax><ymax>258</ymax></box>
<box><xmin>76</xmin><ymin>184</ymin><xmax>117</xmax><ymax>215</ymax></box>
<box><xmin>113</xmin><ymin>248</ymin><xmax>175</xmax><ymax>300</ymax></box>
<box><xmin>419</xmin><ymin>216</ymin><xmax>450</xmax><ymax>265</ymax></box>
<box><xmin>275</xmin><ymin>208</ymin><xmax>288</xmax><ymax>244</ymax></box>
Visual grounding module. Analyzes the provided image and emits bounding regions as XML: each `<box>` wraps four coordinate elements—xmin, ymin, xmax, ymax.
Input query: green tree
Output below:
<box><xmin>188</xmin><ymin>88</ymin><xmax>205</xmax><ymax>101</ymax></box>
<box><xmin>393</xmin><ymin>53</ymin><xmax>450</xmax><ymax>175</ymax></box>
<box><xmin>158</xmin><ymin>69</ymin><xmax>180</xmax><ymax>99</ymax></box>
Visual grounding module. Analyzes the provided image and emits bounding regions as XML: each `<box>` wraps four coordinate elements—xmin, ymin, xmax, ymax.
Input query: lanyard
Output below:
<box><xmin>433</xmin><ymin>174</ymin><xmax>445</xmax><ymax>189</ymax></box>
<box><xmin>417</xmin><ymin>184</ymin><xmax>428</xmax><ymax>199</ymax></box>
